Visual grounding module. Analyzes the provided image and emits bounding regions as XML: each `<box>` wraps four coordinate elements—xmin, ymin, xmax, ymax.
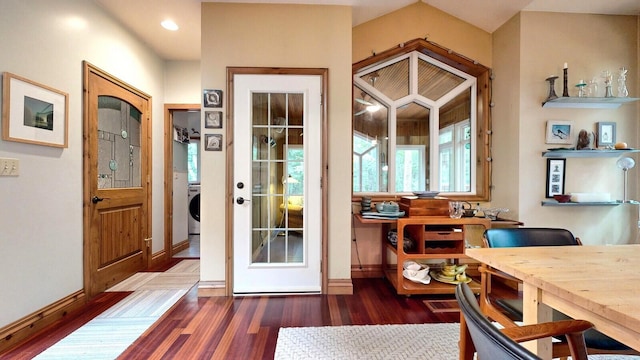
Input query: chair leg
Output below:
<box><xmin>565</xmin><ymin>332</ymin><xmax>589</xmax><ymax>360</ymax></box>
<box><xmin>459</xmin><ymin>313</ymin><xmax>476</xmax><ymax>360</ymax></box>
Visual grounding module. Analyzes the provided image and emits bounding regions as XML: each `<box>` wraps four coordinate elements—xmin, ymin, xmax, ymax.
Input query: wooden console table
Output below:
<box><xmin>355</xmin><ymin>215</ymin><xmax>492</xmax><ymax>295</ymax></box>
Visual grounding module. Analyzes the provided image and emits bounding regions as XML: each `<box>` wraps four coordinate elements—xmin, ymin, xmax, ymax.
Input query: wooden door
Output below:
<box><xmin>83</xmin><ymin>62</ymin><xmax>151</xmax><ymax>298</ymax></box>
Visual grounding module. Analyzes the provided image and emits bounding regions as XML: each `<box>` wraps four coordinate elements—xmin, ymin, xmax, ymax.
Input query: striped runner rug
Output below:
<box><xmin>34</xmin><ymin>260</ymin><xmax>199</xmax><ymax>360</ymax></box>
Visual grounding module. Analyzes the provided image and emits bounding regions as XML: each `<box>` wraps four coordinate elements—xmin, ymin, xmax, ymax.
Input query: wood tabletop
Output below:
<box><xmin>466</xmin><ymin>244</ymin><xmax>640</xmax><ymax>351</ymax></box>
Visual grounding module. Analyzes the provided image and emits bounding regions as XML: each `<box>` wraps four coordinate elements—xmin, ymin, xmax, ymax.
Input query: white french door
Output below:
<box><xmin>233</xmin><ymin>74</ymin><xmax>322</xmax><ymax>294</ymax></box>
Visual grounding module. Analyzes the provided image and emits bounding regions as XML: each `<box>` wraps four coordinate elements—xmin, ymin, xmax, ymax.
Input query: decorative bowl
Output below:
<box><xmin>553</xmin><ymin>194</ymin><xmax>572</xmax><ymax>203</ymax></box>
<box><xmin>462</xmin><ymin>209</ymin><xmax>477</xmax><ymax>217</ymax></box>
<box><xmin>479</xmin><ymin>207</ymin><xmax>509</xmax><ymax>220</ymax></box>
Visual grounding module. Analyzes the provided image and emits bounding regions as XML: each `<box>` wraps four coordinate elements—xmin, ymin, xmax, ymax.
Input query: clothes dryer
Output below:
<box><xmin>188</xmin><ymin>185</ymin><xmax>200</xmax><ymax>234</ymax></box>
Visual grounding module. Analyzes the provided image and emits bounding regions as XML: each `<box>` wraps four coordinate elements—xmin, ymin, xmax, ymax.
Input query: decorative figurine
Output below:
<box><xmin>576</xmin><ymin>129</ymin><xmax>595</xmax><ymax>150</ymax></box>
<box><xmin>545</xmin><ymin>76</ymin><xmax>559</xmax><ymax>102</ymax></box>
<box><xmin>618</xmin><ymin>67</ymin><xmax>629</xmax><ymax>97</ymax></box>
<box><xmin>602</xmin><ymin>70</ymin><xmax>613</xmax><ymax>98</ymax></box>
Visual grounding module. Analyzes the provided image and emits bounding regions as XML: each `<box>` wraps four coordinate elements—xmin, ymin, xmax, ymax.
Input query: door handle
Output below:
<box><xmin>236</xmin><ymin>197</ymin><xmax>251</xmax><ymax>205</ymax></box>
<box><xmin>92</xmin><ymin>196</ymin><xmax>105</xmax><ymax>204</ymax></box>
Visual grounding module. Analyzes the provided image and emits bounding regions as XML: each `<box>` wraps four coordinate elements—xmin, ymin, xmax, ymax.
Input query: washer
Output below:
<box><xmin>188</xmin><ymin>184</ymin><xmax>200</xmax><ymax>235</ymax></box>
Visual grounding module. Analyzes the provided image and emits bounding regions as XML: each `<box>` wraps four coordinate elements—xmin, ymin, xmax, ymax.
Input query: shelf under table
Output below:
<box><xmin>384</xmin><ymin>268</ymin><xmax>481</xmax><ymax>295</ymax></box>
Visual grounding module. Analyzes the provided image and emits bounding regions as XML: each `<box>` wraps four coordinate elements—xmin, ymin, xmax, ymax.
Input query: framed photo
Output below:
<box><xmin>597</xmin><ymin>122</ymin><xmax>616</xmax><ymax>147</ymax></box>
<box><xmin>204</xmin><ymin>111</ymin><xmax>223</xmax><ymax>129</ymax></box>
<box><xmin>203</xmin><ymin>89</ymin><xmax>222</xmax><ymax>108</ymax></box>
<box><xmin>204</xmin><ymin>134</ymin><xmax>223</xmax><ymax>151</ymax></box>
<box><xmin>546</xmin><ymin>158</ymin><xmax>566</xmax><ymax>198</ymax></box>
<box><xmin>545</xmin><ymin>120</ymin><xmax>574</xmax><ymax>145</ymax></box>
<box><xmin>2</xmin><ymin>72</ymin><xmax>68</xmax><ymax>148</ymax></box>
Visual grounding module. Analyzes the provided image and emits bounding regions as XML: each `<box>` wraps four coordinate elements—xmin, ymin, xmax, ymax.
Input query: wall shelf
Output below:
<box><xmin>542</xmin><ymin>149</ymin><xmax>640</xmax><ymax>158</ymax></box>
<box><xmin>541</xmin><ymin>200</ymin><xmax>620</xmax><ymax>206</ymax></box>
<box><xmin>542</xmin><ymin>97</ymin><xmax>639</xmax><ymax>109</ymax></box>
<box><xmin>541</xmin><ymin>200</ymin><xmax>639</xmax><ymax>206</ymax></box>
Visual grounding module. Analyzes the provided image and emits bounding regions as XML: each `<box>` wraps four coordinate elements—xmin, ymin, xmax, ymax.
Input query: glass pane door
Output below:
<box><xmin>251</xmin><ymin>92</ymin><xmax>304</xmax><ymax>264</ymax></box>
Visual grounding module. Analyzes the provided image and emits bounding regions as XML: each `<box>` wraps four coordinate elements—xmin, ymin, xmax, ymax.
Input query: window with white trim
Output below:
<box><xmin>353</xmin><ymin>49</ymin><xmax>479</xmax><ymax>196</ymax></box>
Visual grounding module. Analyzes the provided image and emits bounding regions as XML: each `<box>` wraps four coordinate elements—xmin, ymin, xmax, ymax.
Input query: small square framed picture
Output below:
<box><xmin>546</xmin><ymin>158</ymin><xmax>566</xmax><ymax>198</ymax></box>
<box><xmin>546</xmin><ymin>120</ymin><xmax>574</xmax><ymax>145</ymax></box>
<box><xmin>203</xmin><ymin>89</ymin><xmax>223</xmax><ymax>108</ymax></box>
<box><xmin>204</xmin><ymin>111</ymin><xmax>223</xmax><ymax>129</ymax></box>
<box><xmin>597</xmin><ymin>122</ymin><xmax>616</xmax><ymax>147</ymax></box>
<box><xmin>204</xmin><ymin>134</ymin><xmax>223</xmax><ymax>151</ymax></box>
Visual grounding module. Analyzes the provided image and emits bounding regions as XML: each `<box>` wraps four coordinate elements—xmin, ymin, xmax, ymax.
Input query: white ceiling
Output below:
<box><xmin>93</xmin><ymin>0</ymin><xmax>640</xmax><ymax>61</ymax></box>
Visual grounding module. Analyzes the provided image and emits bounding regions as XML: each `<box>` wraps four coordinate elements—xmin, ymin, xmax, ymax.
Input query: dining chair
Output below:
<box><xmin>480</xmin><ymin>228</ymin><xmax>639</xmax><ymax>358</ymax></box>
<box><xmin>456</xmin><ymin>282</ymin><xmax>592</xmax><ymax>360</ymax></box>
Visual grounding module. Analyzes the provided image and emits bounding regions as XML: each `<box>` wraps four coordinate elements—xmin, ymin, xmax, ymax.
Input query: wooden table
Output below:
<box><xmin>465</xmin><ymin>245</ymin><xmax>640</xmax><ymax>359</ymax></box>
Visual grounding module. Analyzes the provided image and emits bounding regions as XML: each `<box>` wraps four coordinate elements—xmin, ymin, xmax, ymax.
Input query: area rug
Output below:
<box><xmin>274</xmin><ymin>323</ymin><xmax>640</xmax><ymax>360</ymax></box>
<box><xmin>275</xmin><ymin>323</ymin><xmax>460</xmax><ymax>360</ymax></box>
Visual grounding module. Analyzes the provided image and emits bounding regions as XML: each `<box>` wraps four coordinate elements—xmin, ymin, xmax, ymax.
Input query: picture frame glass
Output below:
<box><xmin>546</xmin><ymin>158</ymin><xmax>566</xmax><ymax>198</ymax></box>
<box><xmin>2</xmin><ymin>72</ymin><xmax>68</xmax><ymax>148</ymax></box>
<box><xmin>545</xmin><ymin>120</ymin><xmax>574</xmax><ymax>145</ymax></box>
<box><xmin>597</xmin><ymin>122</ymin><xmax>616</xmax><ymax>146</ymax></box>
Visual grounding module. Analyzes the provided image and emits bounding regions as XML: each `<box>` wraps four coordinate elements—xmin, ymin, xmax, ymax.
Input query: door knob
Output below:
<box><xmin>92</xmin><ymin>196</ymin><xmax>104</xmax><ymax>204</ymax></box>
<box><xmin>236</xmin><ymin>197</ymin><xmax>250</xmax><ymax>205</ymax></box>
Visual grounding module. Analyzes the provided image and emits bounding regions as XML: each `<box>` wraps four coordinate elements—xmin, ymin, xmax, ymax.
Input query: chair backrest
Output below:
<box><xmin>455</xmin><ymin>282</ymin><xmax>541</xmax><ymax>360</ymax></box>
<box><xmin>483</xmin><ymin>228</ymin><xmax>579</xmax><ymax>248</ymax></box>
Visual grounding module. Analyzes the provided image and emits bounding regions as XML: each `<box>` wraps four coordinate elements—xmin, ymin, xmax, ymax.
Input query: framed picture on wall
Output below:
<box><xmin>2</xmin><ymin>72</ymin><xmax>69</xmax><ymax>148</ymax></box>
<box><xmin>545</xmin><ymin>120</ymin><xmax>574</xmax><ymax>145</ymax></box>
<box><xmin>204</xmin><ymin>133</ymin><xmax>223</xmax><ymax>151</ymax></box>
<box><xmin>204</xmin><ymin>111</ymin><xmax>223</xmax><ymax>129</ymax></box>
<box><xmin>597</xmin><ymin>122</ymin><xmax>616</xmax><ymax>147</ymax></box>
<box><xmin>546</xmin><ymin>158</ymin><xmax>566</xmax><ymax>198</ymax></box>
<box><xmin>203</xmin><ymin>89</ymin><xmax>223</xmax><ymax>108</ymax></box>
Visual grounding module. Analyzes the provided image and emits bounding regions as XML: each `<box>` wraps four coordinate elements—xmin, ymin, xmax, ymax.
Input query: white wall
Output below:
<box><xmin>0</xmin><ymin>0</ymin><xmax>165</xmax><ymax>327</ymax></box>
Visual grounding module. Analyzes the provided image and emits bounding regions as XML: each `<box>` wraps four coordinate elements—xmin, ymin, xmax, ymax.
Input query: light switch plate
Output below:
<box><xmin>0</xmin><ymin>158</ymin><xmax>19</xmax><ymax>176</ymax></box>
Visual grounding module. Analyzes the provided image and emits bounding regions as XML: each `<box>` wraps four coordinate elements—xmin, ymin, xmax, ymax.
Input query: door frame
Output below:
<box><xmin>226</xmin><ymin>67</ymin><xmax>329</xmax><ymax>295</ymax></box>
<box><xmin>164</xmin><ymin>103</ymin><xmax>200</xmax><ymax>264</ymax></box>
<box><xmin>82</xmin><ymin>61</ymin><xmax>153</xmax><ymax>297</ymax></box>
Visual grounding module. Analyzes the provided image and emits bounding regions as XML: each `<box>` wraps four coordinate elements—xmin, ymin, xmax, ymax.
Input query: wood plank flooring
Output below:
<box><xmin>118</xmin><ymin>278</ymin><xmax>465</xmax><ymax>359</ymax></box>
<box><xmin>1</xmin><ymin>253</ymin><xmax>519</xmax><ymax>359</ymax></box>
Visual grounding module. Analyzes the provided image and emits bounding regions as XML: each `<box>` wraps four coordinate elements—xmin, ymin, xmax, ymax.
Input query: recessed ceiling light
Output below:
<box><xmin>161</xmin><ymin>19</ymin><xmax>179</xmax><ymax>31</ymax></box>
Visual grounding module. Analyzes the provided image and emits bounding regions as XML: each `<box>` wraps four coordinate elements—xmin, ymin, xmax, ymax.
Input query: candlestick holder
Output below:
<box><xmin>562</xmin><ymin>68</ymin><xmax>569</xmax><ymax>97</ymax></box>
<box><xmin>545</xmin><ymin>76</ymin><xmax>559</xmax><ymax>102</ymax></box>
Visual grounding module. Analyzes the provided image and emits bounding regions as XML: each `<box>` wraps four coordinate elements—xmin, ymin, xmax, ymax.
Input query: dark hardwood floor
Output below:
<box><xmin>1</xmin><ymin>274</ymin><xmax>518</xmax><ymax>359</ymax></box>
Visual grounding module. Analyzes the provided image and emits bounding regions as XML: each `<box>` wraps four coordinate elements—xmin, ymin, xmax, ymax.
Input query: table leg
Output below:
<box><xmin>522</xmin><ymin>282</ymin><xmax>553</xmax><ymax>359</ymax></box>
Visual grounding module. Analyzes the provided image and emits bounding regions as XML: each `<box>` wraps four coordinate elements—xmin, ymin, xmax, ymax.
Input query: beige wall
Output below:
<box><xmin>493</xmin><ymin>12</ymin><xmax>639</xmax><ymax>244</ymax></box>
<box><xmin>199</xmin><ymin>3</ymin><xmax>353</xmax><ymax>286</ymax></box>
<box><xmin>492</xmin><ymin>14</ymin><xmax>522</xmax><ymax>219</ymax></box>
<box><xmin>353</xmin><ymin>2</ymin><xmax>492</xmax><ymax>67</ymax></box>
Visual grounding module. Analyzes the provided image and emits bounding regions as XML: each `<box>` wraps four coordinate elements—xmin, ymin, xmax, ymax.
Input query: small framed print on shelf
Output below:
<box><xmin>597</xmin><ymin>122</ymin><xmax>616</xmax><ymax>147</ymax></box>
<box><xmin>545</xmin><ymin>120</ymin><xmax>574</xmax><ymax>145</ymax></box>
<box><xmin>546</xmin><ymin>158</ymin><xmax>566</xmax><ymax>198</ymax></box>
